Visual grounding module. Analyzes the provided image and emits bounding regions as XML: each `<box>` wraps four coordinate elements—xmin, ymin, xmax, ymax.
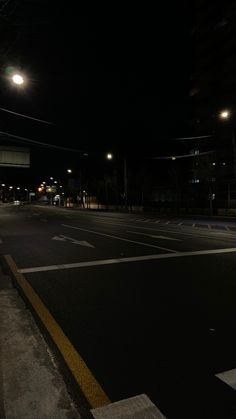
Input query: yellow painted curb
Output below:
<box><xmin>4</xmin><ymin>254</ymin><xmax>111</xmax><ymax>409</ymax></box>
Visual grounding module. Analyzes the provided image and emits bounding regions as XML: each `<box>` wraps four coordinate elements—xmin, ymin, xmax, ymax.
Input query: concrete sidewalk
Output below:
<box><xmin>0</xmin><ymin>267</ymin><xmax>81</xmax><ymax>419</ymax></box>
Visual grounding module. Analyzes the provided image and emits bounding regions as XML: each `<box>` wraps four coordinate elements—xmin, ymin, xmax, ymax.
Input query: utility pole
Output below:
<box><xmin>124</xmin><ymin>156</ymin><xmax>128</xmax><ymax>210</ymax></box>
<box><xmin>231</xmin><ymin>131</ymin><xmax>236</xmax><ymax>181</ymax></box>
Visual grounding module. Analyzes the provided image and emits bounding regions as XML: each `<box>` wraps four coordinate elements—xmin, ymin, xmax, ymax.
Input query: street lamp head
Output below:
<box><xmin>106</xmin><ymin>153</ymin><xmax>113</xmax><ymax>160</ymax></box>
<box><xmin>67</xmin><ymin>169</ymin><xmax>72</xmax><ymax>174</ymax></box>
<box><xmin>220</xmin><ymin>110</ymin><xmax>230</xmax><ymax>119</ymax></box>
<box><xmin>12</xmin><ymin>73</ymin><xmax>24</xmax><ymax>85</ymax></box>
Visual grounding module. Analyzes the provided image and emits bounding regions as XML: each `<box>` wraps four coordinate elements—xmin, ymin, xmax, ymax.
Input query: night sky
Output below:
<box><xmin>0</xmin><ymin>2</ymin><xmax>192</xmax><ymax>184</ymax></box>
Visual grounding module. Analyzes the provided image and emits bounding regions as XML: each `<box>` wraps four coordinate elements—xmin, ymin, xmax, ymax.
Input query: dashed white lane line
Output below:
<box><xmin>18</xmin><ymin>247</ymin><xmax>236</xmax><ymax>274</ymax></box>
<box><xmin>61</xmin><ymin>224</ymin><xmax>177</xmax><ymax>253</ymax></box>
<box><xmin>155</xmin><ymin>219</ymin><xmax>161</xmax><ymax>223</ymax></box>
<box><xmin>215</xmin><ymin>368</ymin><xmax>236</xmax><ymax>390</ymax></box>
<box><xmin>91</xmin><ymin>394</ymin><xmax>166</xmax><ymax>419</ymax></box>
<box><xmin>178</xmin><ymin>222</ymin><xmax>183</xmax><ymax>226</ymax></box>
<box><xmin>127</xmin><ymin>231</ymin><xmax>182</xmax><ymax>241</ymax></box>
<box><xmin>165</xmin><ymin>221</ymin><xmax>170</xmax><ymax>224</ymax></box>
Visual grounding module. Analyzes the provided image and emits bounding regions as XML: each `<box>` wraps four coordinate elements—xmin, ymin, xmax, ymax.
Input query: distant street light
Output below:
<box><xmin>106</xmin><ymin>153</ymin><xmax>113</xmax><ymax>160</ymax></box>
<box><xmin>12</xmin><ymin>73</ymin><xmax>24</xmax><ymax>85</ymax></box>
<box><xmin>67</xmin><ymin>169</ymin><xmax>72</xmax><ymax>174</ymax></box>
<box><xmin>220</xmin><ymin>110</ymin><xmax>230</xmax><ymax>119</ymax></box>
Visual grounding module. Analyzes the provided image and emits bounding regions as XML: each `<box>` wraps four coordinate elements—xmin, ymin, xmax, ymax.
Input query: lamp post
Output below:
<box><xmin>106</xmin><ymin>153</ymin><xmax>128</xmax><ymax>211</ymax></box>
<box><xmin>219</xmin><ymin>110</ymin><xmax>236</xmax><ymax>181</ymax></box>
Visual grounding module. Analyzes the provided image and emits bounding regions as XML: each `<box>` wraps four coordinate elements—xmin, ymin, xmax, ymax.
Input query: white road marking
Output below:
<box><xmin>0</xmin><ymin>239</ymin><xmax>3</xmax><ymax>244</ymax></box>
<box><xmin>192</xmin><ymin>223</ymin><xmax>195</xmax><ymax>227</ymax></box>
<box><xmin>19</xmin><ymin>247</ymin><xmax>236</xmax><ymax>274</ymax></box>
<box><xmin>178</xmin><ymin>222</ymin><xmax>183</xmax><ymax>226</ymax></box>
<box><xmin>40</xmin><ymin>218</ymin><xmax>48</xmax><ymax>222</ymax></box>
<box><xmin>91</xmin><ymin>394</ymin><xmax>166</xmax><ymax>418</ymax></box>
<box><xmin>61</xmin><ymin>224</ymin><xmax>177</xmax><ymax>253</ymax></box>
<box><xmin>144</xmin><ymin>219</ymin><xmax>151</xmax><ymax>222</ymax></box>
<box><xmin>165</xmin><ymin>221</ymin><xmax>170</xmax><ymax>224</ymax></box>
<box><xmin>95</xmin><ymin>219</ymin><xmax>236</xmax><ymax>242</ymax></box>
<box><xmin>127</xmin><ymin>231</ymin><xmax>182</xmax><ymax>241</ymax></box>
<box><xmin>215</xmin><ymin>368</ymin><xmax>236</xmax><ymax>390</ymax></box>
<box><xmin>52</xmin><ymin>235</ymin><xmax>94</xmax><ymax>248</ymax></box>
<box><xmin>155</xmin><ymin>219</ymin><xmax>161</xmax><ymax>223</ymax></box>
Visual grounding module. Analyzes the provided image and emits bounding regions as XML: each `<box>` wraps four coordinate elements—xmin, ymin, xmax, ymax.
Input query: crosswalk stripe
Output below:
<box><xmin>91</xmin><ymin>394</ymin><xmax>166</xmax><ymax>418</ymax></box>
<box><xmin>215</xmin><ymin>368</ymin><xmax>236</xmax><ymax>391</ymax></box>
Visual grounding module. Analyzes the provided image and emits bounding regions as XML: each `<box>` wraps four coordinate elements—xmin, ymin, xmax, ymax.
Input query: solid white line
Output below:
<box><xmin>215</xmin><ymin>368</ymin><xmax>236</xmax><ymax>390</ymax></box>
<box><xmin>127</xmin><ymin>231</ymin><xmax>182</xmax><ymax>241</ymax></box>
<box><xmin>91</xmin><ymin>394</ymin><xmax>166</xmax><ymax>418</ymax></box>
<box><xmin>19</xmin><ymin>247</ymin><xmax>236</xmax><ymax>274</ymax></box>
<box><xmin>61</xmin><ymin>224</ymin><xmax>177</xmax><ymax>253</ymax></box>
<box><xmin>155</xmin><ymin>220</ymin><xmax>160</xmax><ymax>223</ymax></box>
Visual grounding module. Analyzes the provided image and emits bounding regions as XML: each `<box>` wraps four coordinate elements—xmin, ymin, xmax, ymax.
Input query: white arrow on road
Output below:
<box><xmin>127</xmin><ymin>231</ymin><xmax>182</xmax><ymax>241</ymax></box>
<box><xmin>52</xmin><ymin>235</ymin><xmax>94</xmax><ymax>248</ymax></box>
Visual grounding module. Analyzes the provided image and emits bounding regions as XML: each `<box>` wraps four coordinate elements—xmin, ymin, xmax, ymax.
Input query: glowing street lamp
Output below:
<box><xmin>12</xmin><ymin>73</ymin><xmax>24</xmax><ymax>85</ymax></box>
<box><xmin>67</xmin><ymin>169</ymin><xmax>72</xmax><ymax>174</ymax></box>
<box><xmin>220</xmin><ymin>110</ymin><xmax>230</xmax><ymax>119</ymax></box>
<box><xmin>106</xmin><ymin>153</ymin><xmax>113</xmax><ymax>160</ymax></box>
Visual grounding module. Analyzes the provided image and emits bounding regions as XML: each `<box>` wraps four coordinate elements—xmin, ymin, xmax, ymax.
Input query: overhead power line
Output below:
<box><xmin>0</xmin><ymin>107</ymin><xmax>54</xmax><ymax>125</ymax></box>
<box><xmin>0</xmin><ymin>130</ymin><xmax>86</xmax><ymax>153</ymax></box>
<box><xmin>151</xmin><ymin>150</ymin><xmax>215</xmax><ymax>160</ymax></box>
<box><xmin>172</xmin><ymin>135</ymin><xmax>213</xmax><ymax>140</ymax></box>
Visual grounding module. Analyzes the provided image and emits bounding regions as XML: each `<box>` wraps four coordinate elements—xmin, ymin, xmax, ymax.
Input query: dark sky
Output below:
<box><xmin>0</xmin><ymin>2</ymin><xmax>192</xmax><ymax>182</ymax></box>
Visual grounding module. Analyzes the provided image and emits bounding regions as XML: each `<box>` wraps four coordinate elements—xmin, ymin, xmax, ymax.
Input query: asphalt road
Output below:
<box><xmin>2</xmin><ymin>204</ymin><xmax>236</xmax><ymax>418</ymax></box>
